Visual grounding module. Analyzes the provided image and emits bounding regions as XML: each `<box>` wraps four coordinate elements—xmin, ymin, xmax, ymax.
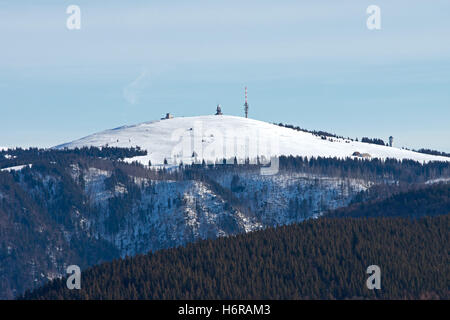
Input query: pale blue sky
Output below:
<box><xmin>1</xmin><ymin>0</ymin><xmax>449</xmax><ymax>151</ymax></box>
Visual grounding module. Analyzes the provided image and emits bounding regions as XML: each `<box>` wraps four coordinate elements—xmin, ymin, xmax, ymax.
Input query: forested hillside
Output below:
<box><xmin>1</xmin><ymin>147</ymin><xmax>449</xmax><ymax>299</ymax></box>
<box><xmin>327</xmin><ymin>183</ymin><xmax>450</xmax><ymax>218</ymax></box>
<box><xmin>22</xmin><ymin>214</ymin><xmax>450</xmax><ymax>300</ymax></box>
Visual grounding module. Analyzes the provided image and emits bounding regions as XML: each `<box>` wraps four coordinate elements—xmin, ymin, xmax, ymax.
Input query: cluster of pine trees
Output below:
<box><xmin>361</xmin><ymin>137</ymin><xmax>386</xmax><ymax>146</ymax></box>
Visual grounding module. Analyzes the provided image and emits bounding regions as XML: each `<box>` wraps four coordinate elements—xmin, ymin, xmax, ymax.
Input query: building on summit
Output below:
<box><xmin>161</xmin><ymin>113</ymin><xmax>173</xmax><ymax>120</ymax></box>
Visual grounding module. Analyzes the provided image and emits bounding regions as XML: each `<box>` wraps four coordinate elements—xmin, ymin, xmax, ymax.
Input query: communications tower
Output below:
<box><xmin>244</xmin><ymin>86</ymin><xmax>249</xmax><ymax>118</ymax></box>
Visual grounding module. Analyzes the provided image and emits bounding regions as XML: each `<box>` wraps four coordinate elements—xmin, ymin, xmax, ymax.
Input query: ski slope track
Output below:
<box><xmin>56</xmin><ymin>115</ymin><xmax>450</xmax><ymax>165</ymax></box>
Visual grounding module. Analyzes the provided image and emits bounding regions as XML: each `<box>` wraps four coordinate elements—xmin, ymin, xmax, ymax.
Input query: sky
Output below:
<box><xmin>0</xmin><ymin>0</ymin><xmax>449</xmax><ymax>152</ymax></box>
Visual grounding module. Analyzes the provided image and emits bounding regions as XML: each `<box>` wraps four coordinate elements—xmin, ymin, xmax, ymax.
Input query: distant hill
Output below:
<box><xmin>56</xmin><ymin>115</ymin><xmax>450</xmax><ymax>165</ymax></box>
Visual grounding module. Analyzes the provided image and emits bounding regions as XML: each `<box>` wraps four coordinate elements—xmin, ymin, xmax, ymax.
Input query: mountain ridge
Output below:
<box><xmin>56</xmin><ymin>115</ymin><xmax>450</xmax><ymax>165</ymax></box>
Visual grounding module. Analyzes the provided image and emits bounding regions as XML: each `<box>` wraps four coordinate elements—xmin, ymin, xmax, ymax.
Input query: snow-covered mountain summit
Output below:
<box><xmin>56</xmin><ymin>115</ymin><xmax>449</xmax><ymax>165</ymax></box>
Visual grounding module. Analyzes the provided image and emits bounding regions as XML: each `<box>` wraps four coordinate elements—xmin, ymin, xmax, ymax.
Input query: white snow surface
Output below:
<box><xmin>56</xmin><ymin>115</ymin><xmax>449</xmax><ymax>165</ymax></box>
<box><xmin>1</xmin><ymin>164</ymin><xmax>32</xmax><ymax>172</ymax></box>
<box><xmin>425</xmin><ymin>177</ymin><xmax>450</xmax><ymax>184</ymax></box>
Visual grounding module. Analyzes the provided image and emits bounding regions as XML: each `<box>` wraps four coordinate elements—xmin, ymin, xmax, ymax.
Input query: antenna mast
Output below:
<box><xmin>244</xmin><ymin>86</ymin><xmax>249</xmax><ymax>118</ymax></box>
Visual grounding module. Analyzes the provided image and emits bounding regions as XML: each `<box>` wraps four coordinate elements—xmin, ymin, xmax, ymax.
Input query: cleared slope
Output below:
<box><xmin>56</xmin><ymin>115</ymin><xmax>450</xmax><ymax>165</ymax></box>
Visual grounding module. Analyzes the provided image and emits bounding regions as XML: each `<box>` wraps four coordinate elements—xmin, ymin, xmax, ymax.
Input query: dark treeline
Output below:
<box><xmin>2</xmin><ymin>147</ymin><xmax>449</xmax><ymax>184</ymax></box>
<box><xmin>277</xmin><ymin>155</ymin><xmax>449</xmax><ymax>183</ymax></box>
<box><xmin>276</xmin><ymin>122</ymin><xmax>353</xmax><ymax>140</ymax></box>
<box><xmin>22</xmin><ymin>214</ymin><xmax>450</xmax><ymax>300</ymax></box>
<box><xmin>415</xmin><ymin>148</ymin><xmax>450</xmax><ymax>158</ymax></box>
<box><xmin>327</xmin><ymin>182</ymin><xmax>450</xmax><ymax>218</ymax></box>
<box><xmin>276</xmin><ymin>122</ymin><xmax>389</xmax><ymax>146</ymax></box>
<box><xmin>361</xmin><ymin>137</ymin><xmax>386</xmax><ymax>146</ymax></box>
<box><xmin>185</xmin><ymin>155</ymin><xmax>450</xmax><ymax>184</ymax></box>
<box><xmin>0</xmin><ymin>146</ymin><xmax>146</xmax><ymax>169</ymax></box>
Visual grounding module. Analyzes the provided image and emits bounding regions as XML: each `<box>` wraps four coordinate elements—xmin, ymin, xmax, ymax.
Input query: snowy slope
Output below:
<box><xmin>77</xmin><ymin>165</ymin><xmax>367</xmax><ymax>257</ymax></box>
<box><xmin>0</xmin><ymin>164</ymin><xmax>32</xmax><ymax>172</ymax></box>
<box><xmin>56</xmin><ymin>115</ymin><xmax>449</xmax><ymax>165</ymax></box>
<box><xmin>208</xmin><ymin>170</ymin><xmax>370</xmax><ymax>226</ymax></box>
<box><xmin>78</xmin><ymin>167</ymin><xmax>261</xmax><ymax>256</ymax></box>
